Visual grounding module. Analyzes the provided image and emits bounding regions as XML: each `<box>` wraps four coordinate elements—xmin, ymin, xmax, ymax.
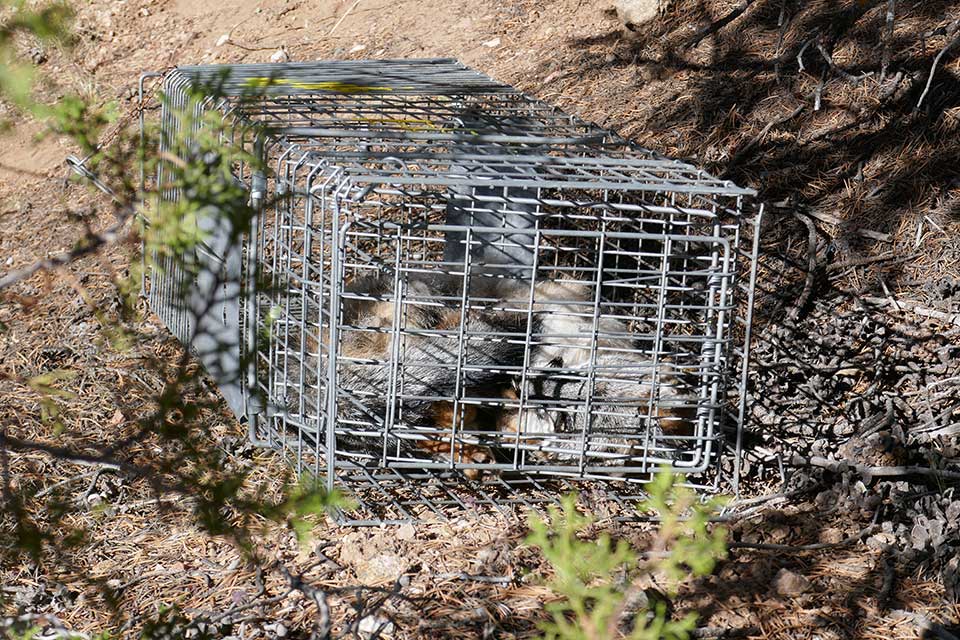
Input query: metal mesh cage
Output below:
<box><xmin>143</xmin><ymin>59</ymin><xmax>762</xmax><ymax>524</ymax></box>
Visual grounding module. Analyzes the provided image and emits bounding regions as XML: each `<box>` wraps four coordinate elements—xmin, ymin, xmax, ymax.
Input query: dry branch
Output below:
<box><xmin>881</xmin><ymin>0</ymin><xmax>896</xmax><ymax>82</ymax></box>
<box><xmin>0</xmin><ymin>210</ymin><xmax>135</xmax><ymax>289</ymax></box>
<box><xmin>683</xmin><ymin>0</ymin><xmax>758</xmax><ymax>50</ymax></box>
<box><xmin>792</xmin><ymin>454</ymin><xmax>960</xmax><ymax>481</ymax></box>
<box><xmin>861</xmin><ymin>296</ymin><xmax>960</xmax><ymax>327</ymax></box>
<box><xmin>916</xmin><ymin>21</ymin><xmax>960</xmax><ymax>111</ymax></box>
<box><xmin>729</xmin><ymin>523</ymin><xmax>880</xmax><ymax>552</ymax></box>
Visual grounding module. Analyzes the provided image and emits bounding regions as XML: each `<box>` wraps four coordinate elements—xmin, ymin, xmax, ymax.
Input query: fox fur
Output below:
<box><xmin>493</xmin><ymin>280</ymin><xmax>691</xmax><ymax>467</ymax></box>
<box><xmin>313</xmin><ymin>273</ymin><xmax>690</xmax><ymax>472</ymax></box>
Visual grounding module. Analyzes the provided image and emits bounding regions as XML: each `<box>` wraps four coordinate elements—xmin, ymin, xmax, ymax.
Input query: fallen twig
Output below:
<box><xmin>797</xmin><ymin>36</ymin><xmax>816</xmax><ymax>74</ymax></box>
<box><xmin>815</xmin><ymin>41</ymin><xmax>866</xmax><ymax>84</ymax></box>
<box><xmin>729</xmin><ymin>523</ymin><xmax>879</xmax><ymax>552</ymax></box>
<box><xmin>860</xmin><ymin>296</ymin><xmax>960</xmax><ymax>327</ymax></box>
<box><xmin>34</xmin><ymin>469</ymin><xmax>100</xmax><ymax>499</ymax></box>
<box><xmin>792</xmin><ymin>454</ymin><xmax>960</xmax><ymax>481</ymax></box>
<box><xmin>683</xmin><ymin>0</ymin><xmax>758</xmax><ymax>49</ymax></box>
<box><xmin>788</xmin><ymin>212</ymin><xmax>819</xmax><ymax>320</ymax></box>
<box><xmin>773</xmin><ymin>0</ymin><xmax>789</xmax><ymax>79</ymax></box>
<box><xmin>916</xmin><ymin>22</ymin><xmax>960</xmax><ymax>111</ymax></box>
<box><xmin>880</xmin><ymin>0</ymin><xmax>896</xmax><ymax>82</ymax></box>
<box><xmin>328</xmin><ymin>0</ymin><xmax>362</xmax><ymax>36</ymax></box>
<box><xmin>434</xmin><ymin>572</ymin><xmax>515</xmax><ymax>585</ymax></box>
<box><xmin>691</xmin><ymin>626</ymin><xmax>763</xmax><ymax>638</ymax></box>
<box><xmin>0</xmin><ymin>205</ymin><xmax>136</xmax><ymax>290</ymax></box>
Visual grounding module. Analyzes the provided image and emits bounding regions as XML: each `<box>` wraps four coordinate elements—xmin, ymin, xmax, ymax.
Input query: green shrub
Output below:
<box><xmin>526</xmin><ymin>471</ymin><xmax>727</xmax><ymax>640</ymax></box>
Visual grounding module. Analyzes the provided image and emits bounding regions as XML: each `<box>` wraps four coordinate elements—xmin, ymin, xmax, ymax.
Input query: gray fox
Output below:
<box><xmin>329</xmin><ymin>271</ymin><xmax>525</xmax><ymax>475</ymax></box>
<box><xmin>313</xmin><ymin>272</ymin><xmax>690</xmax><ymax>474</ymax></box>
<box><xmin>493</xmin><ymin>280</ymin><xmax>693</xmax><ymax>467</ymax></box>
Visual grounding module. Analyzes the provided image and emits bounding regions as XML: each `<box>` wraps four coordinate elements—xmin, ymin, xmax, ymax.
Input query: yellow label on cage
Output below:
<box><xmin>355</xmin><ymin>117</ymin><xmax>442</xmax><ymax>132</ymax></box>
<box><xmin>242</xmin><ymin>77</ymin><xmax>399</xmax><ymax>93</ymax></box>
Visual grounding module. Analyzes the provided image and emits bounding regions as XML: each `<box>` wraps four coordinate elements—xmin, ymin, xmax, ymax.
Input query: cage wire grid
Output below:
<box><xmin>140</xmin><ymin>59</ymin><xmax>762</xmax><ymax>525</ymax></box>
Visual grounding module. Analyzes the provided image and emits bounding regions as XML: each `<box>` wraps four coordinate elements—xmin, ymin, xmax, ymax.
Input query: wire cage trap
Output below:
<box><xmin>143</xmin><ymin>59</ymin><xmax>762</xmax><ymax>524</ymax></box>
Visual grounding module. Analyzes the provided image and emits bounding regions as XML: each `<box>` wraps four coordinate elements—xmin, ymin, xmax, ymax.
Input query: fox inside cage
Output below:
<box><xmin>144</xmin><ymin>59</ymin><xmax>761</xmax><ymax>520</ymax></box>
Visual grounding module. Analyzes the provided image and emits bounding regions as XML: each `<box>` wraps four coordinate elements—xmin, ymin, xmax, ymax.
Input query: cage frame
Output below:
<box><xmin>140</xmin><ymin>58</ymin><xmax>763</xmax><ymax>525</ymax></box>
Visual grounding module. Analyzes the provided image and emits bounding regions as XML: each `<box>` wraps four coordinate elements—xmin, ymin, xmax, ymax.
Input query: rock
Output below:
<box><xmin>270</xmin><ymin>47</ymin><xmax>290</xmax><ymax>63</ymax></box>
<box><xmin>215</xmin><ymin>34</ymin><xmax>230</xmax><ymax>47</ymax></box>
<box><xmin>356</xmin><ymin>553</ymin><xmax>404</xmax><ymax>586</ymax></box>
<box><xmin>911</xmin><ymin>518</ymin><xmax>931</xmax><ymax>550</ymax></box>
<box><xmin>946</xmin><ymin>501</ymin><xmax>960</xmax><ymax>522</ymax></box>
<box><xmin>866</xmin><ymin>532</ymin><xmax>896</xmax><ymax>550</ymax></box>
<box><xmin>357</xmin><ymin>614</ymin><xmax>394</xmax><ymax>638</ymax></box>
<box><xmin>819</xmin><ymin>528</ymin><xmax>844</xmax><ymax>544</ymax></box>
<box><xmin>349</xmin><ymin>44</ymin><xmax>367</xmax><ymax>54</ymax></box>
<box><xmin>613</xmin><ymin>0</ymin><xmax>667</xmax><ymax>34</ymax></box>
<box><xmin>774</xmin><ymin>568</ymin><xmax>812</xmax><ymax>596</ymax></box>
<box><xmin>339</xmin><ymin>536</ymin><xmax>365</xmax><ymax>567</ymax></box>
<box><xmin>481</xmin><ymin>37</ymin><xmax>501</xmax><ymax>48</ymax></box>
<box><xmin>395</xmin><ymin>523</ymin><xmax>416</xmax><ymax>541</ymax></box>
<box><xmin>28</xmin><ymin>47</ymin><xmax>47</xmax><ymax>65</ymax></box>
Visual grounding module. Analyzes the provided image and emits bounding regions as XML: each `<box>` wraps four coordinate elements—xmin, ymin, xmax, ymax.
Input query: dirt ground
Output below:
<box><xmin>2</xmin><ymin>0</ymin><xmax>960</xmax><ymax>638</ymax></box>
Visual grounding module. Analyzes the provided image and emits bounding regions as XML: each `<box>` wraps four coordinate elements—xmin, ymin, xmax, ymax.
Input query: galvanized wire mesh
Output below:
<box><xmin>143</xmin><ymin>59</ymin><xmax>762</xmax><ymax>525</ymax></box>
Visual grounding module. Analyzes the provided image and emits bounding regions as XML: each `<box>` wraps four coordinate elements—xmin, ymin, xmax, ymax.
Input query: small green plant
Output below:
<box><xmin>0</xmin><ymin>3</ymin><xmax>362</xmax><ymax>635</ymax></box>
<box><xmin>526</xmin><ymin>470</ymin><xmax>728</xmax><ymax>640</ymax></box>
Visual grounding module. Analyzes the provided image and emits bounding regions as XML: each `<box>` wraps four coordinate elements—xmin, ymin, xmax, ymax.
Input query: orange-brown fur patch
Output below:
<box><xmin>419</xmin><ymin>401</ymin><xmax>490</xmax><ymax>479</ymax></box>
<box><xmin>435</xmin><ymin>308</ymin><xmax>462</xmax><ymax>331</ymax></box>
<box><xmin>496</xmin><ymin>387</ymin><xmax>521</xmax><ymax>434</ymax></box>
<box><xmin>656</xmin><ymin>405</ymin><xmax>696</xmax><ymax>436</ymax></box>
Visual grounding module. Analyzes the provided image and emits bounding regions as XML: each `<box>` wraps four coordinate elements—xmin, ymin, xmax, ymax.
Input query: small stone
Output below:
<box><xmin>482</xmin><ymin>37</ymin><xmax>501</xmax><ymax>48</ymax></box>
<box><xmin>911</xmin><ymin>520</ymin><xmax>930</xmax><ymax>550</ymax></box>
<box><xmin>946</xmin><ymin>501</ymin><xmax>960</xmax><ymax>522</ymax></box>
<box><xmin>270</xmin><ymin>47</ymin><xmax>290</xmax><ymax>63</ymax></box>
<box><xmin>356</xmin><ymin>553</ymin><xmax>404</xmax><ymax>586</ymax></box>
<box><xmin>28</xmin><ymin>47</ymin><xmax>47</xmax><ymax>65</ymax></box>
<box><xmin>349</xmin><ymin>44</ymin><xmax>367</xmax><ymax>54</ymax></box>
<box><xmin>768</xmin><ymin>526</ymin><xmax>790</xmax><ymax>543</ymax></box>
<box><xmin>819</xmin><ymin>528</ymin><xmax>844</xmax><ymax>544</ymax></box>
<box><xmin>215</xmin><ymin>34</ymin><xmax>230</xmax><ymax>47</ymax></box>
<box><xmin>357</xmin><ymin>615</ymin><xmax>394</xmax><ymax>638</ymax></box>
<box><xmin>139</xmin><ymin>7</ymin><xmax>150</xmax><ymax>16</ymax></box>
<box><xmin>774</xmin><ymin>568</ymin><xmax>812</xmax><ymax>597</ymax></box>
<box><xmin>396</xmin><ymin>523</ymin><xmax>416</xmax><ymax>541</ymax></box>
<box><xmin>613</xmin><ymin>0</ymin><xmax>666</xmax><ymax>34</ymax></box>
<box><xmin>866</xmin><ymin>532</ymin><xmax>896</xmax><ymax>550</ymax></box>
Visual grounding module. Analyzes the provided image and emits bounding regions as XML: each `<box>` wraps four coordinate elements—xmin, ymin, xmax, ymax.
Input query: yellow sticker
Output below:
<box><xmin>355</xmin><ymin>116</ymin><xmax>443</xmax><ymax>132</ymax></box>
<box><xmin>242</xmin><ymin>77</ymin><xmax>400</xmax><ymax>93</ymax></box>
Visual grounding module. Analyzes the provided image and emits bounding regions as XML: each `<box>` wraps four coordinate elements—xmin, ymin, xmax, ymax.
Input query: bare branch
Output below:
<box><xmin>881</xmin><ymin>0</ymin><xmax>896</xmax><ymax>82</ymax></box>
<box><xmin>916</xmin><ymin>22</ymin><xmax>960</xmax><ymax>111</ymax></box>
<box><xmin>793</xmin><ymin>454</ymin><xmax>960</xmax><ymax>481</ymax></box>
<box><xmin>683</xmin><ymin>0</ymin><xmax>759</xmax><ymax>50</ymax></box>
<box><xmin>0</xmin><ymin>209</ymin><xmax>135</xmax><ymax>290</ymax></box>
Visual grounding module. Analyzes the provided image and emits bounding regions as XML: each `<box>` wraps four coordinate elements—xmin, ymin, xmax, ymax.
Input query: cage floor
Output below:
<box><xmin>321</xmin><ymin>467</ymin><xmax>656</xmax><ymax>526</ymax></box>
